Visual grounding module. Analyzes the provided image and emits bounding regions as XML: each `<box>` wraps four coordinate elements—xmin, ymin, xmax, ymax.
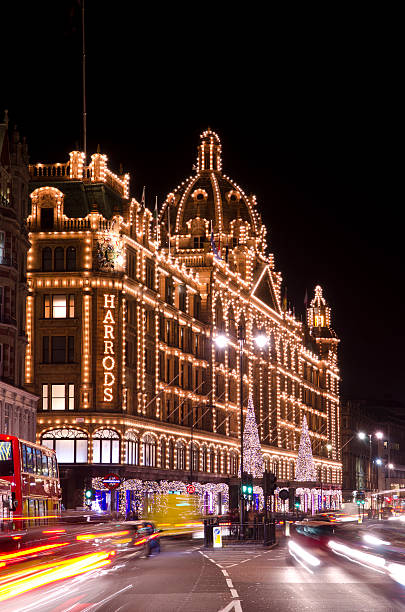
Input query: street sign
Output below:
<box><xmin>101</xmin><ymin>473</ymin><xmax>121</xmax><ymax>489</ymax></box>
<box><xmin>213</xmin><ymin>525</ymin><xmax>222</xmax><ymax>548</ymax></box>
<box><xmin>186</xmin><ymin>484</ymin><xmax>196</xmax><ymax>494</ymax></box>
<box><xmin>279</xmin><ymin>489</ymin><xmax>289</xmax><ymax>501</ymax></box>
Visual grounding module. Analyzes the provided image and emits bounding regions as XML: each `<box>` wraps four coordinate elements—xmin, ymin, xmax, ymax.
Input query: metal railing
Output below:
<box><xmin>204</xmin><ymin>518</ymin><xmax>276</xmax><ymax>547</ymax></box>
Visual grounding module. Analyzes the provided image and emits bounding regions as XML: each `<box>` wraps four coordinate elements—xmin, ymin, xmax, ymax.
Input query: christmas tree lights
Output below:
<box><xmin>295</xmin><ymin>414</ymin><xmax>317</xmax><ymax>481</ymax></box>
<box><xmin>239</xmin><ymin>396</ymin><xmax>264</xmax><ymax>478</ymax></box>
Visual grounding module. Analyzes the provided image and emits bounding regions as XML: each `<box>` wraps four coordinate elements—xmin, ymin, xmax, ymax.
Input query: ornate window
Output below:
<box><xmin>54</xmin><ymin>247</ymin><xmax>64</xmax><ymax>271</ymax></box>
<box><xmin>176</xmin><ymin>441</ymin><xmax>186</xmax><ymax>470</ymax></box>
<box><xmin>143</xmin><ymin>434</ymin><xmax>156</xmax><ymax>467</ymax></box>
<box><xmin>66</xmin><ymin>247</ymin><xmax>77</xmax><ymax>271</ymax></box>
<box><xmin>190</xmin><ymin>443</ymin><xmax>199</xmax><ymax>472</ymax></box>
<box><xmin>230</xmin><ymin>451</ymin><xmax>239</xmax><ymax>476</ymax></box>
<box><xmin>42</xmin><ymin>383</ymin><xmax>74</xmax><ymax>411</ymax></box>
<box><xmin>168</xmin><ymin>439</ymin><xmax>175</xmax><ymax>469</ymax></box>
<box><xmin>125</xmin><ymin>431</ymin><xmax>139</xmax><ymax>465</ymax></box>
<box><xmin>201</xmin><ymin>446</ymin><xmax>208</xmax><ymax>472</ymax></box>
<box><xmin>41</xmin><ymin>428</ymin><xmax>88</xmax><ymax>463</ymax></box>
<box><xmin>42</xmin><ymin>247</ymin><xmax>52</xmax><ymax>272</ymax></box>
<box><xmin>160</xmin><ymin>438</ymin><xmax>166</xmax><ymax>468</ymax></box>
<box><xmin>210</xmin><ymin>449</ymin><xmax>216</xmax><ymax>473</ymax></box>
<box><xmin>44</xmin><ymin>294</ymin><xmax>75</xmax><ymax>319</ymax></box>
<box><xmin>93</xmin><ymin>429</ymin><xmax>120</xmax><ymax>464</ymax></box>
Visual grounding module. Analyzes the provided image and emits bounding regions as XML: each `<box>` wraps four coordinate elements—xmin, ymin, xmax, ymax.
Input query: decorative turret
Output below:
<box><xmin>307</xmin><ymin>285</ymin><xmax>339</xmax><ymax>361</ymax></box>
<box><xmin>196</xmin><ymin>128</ymin><xmax>222</xmax><ymax>173</ymax></box>
<box><xmin>307</xmin><ymin>285</ymin><xmax>331</xmax><ymax>330</ymax></box>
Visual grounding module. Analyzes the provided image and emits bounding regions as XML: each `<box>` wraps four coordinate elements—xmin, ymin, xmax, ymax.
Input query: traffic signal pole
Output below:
<box><xmin>238</xmin><ymin>323</ymin><xmax>245</xmax><ymax>535</ymax></box>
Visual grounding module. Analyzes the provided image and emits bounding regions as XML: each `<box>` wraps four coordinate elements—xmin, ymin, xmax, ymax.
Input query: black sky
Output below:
<box><xmin>1</xmin><ymin>2</ymin><xmax>402</xmax><ymax>401</ymax></box>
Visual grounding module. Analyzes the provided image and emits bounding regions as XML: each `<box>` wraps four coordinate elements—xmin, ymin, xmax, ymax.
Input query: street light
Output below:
<box><xmin>388</xmin><ymin>463</ymin><xmax>394</xmax><ymax>470</ymax></box>
<box><xmin>326</xmin><ymin>443</ymin><xmax>332</xmax><ymax>451</ymax></box>
<box><xmin>357</xmin><ymin>431</ymin><xmax>385</xmax><ymax>493</ymax></box>
<box><xmin>214</xmin><ymin>326</ymin><xmax>268</xmax><ymax>531</ymax></box>
<box><xmin>254</xmin><ymin>333</ymin><xmax>269</xmax><ymax>349</ymax></box>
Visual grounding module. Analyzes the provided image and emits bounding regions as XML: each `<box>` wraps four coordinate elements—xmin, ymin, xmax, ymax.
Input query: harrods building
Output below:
<box><xmin>25</xmin><ymin>130</ymin><xmax>342</xmax><ymax>511</ymax></box>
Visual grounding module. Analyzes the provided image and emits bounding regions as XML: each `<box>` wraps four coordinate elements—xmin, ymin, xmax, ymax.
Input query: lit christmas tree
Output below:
<box><xmin>239</xmin><ymin>396</ymin><xmax>264</xmax><ymax>478</ymax></box>
<box><xmin>295</xmin><ymin>414</ymin><xmax>317</xmax><ymax>481</ymax></box>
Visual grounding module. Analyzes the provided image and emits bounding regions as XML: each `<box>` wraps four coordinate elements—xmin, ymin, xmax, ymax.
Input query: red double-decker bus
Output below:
<box><xmin>0</xmin><ymin>434</ymin><xmax>61</xmax><ymax>522</ymax></box>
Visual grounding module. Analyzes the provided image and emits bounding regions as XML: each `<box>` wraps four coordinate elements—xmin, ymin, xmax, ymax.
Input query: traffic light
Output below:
<box><xmin>289</xmin><ymin>487</ymin><xmax>296</xmax><ymax>508</ymax></box>
<box><xmin>85</xmin><ymin>488</ymin><xmax>95</xmax><ymax>503</ymax></box>
<box><xmin>241</xmin><ymin>473</ymin><xmax>253</xmax><ymax>500</ymax></box>
<box><xmin>264</xmin><ymin>471</ymin><xmax>277</xmax><ymax>495</ymax></box>
<box><xmin>356</xmin><ymin>491</ymin><xmax>365</xmax><ymax>505</ymax></box>
<box><xmin>294</xmin><ymin>496</ymin><xmax>300</xmax><ymax>509</ymax></box>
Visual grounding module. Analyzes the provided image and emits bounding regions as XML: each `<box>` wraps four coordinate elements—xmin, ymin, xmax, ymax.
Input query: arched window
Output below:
<box><xmin>160</xmin><ymin>438</ymin><xmax>166</xmax><ymax>468</ymax></box>
<box><xmin>190</xmin><ymin>443</ymin><xmax>199</xmax><ymax>472</ymax></box>
<box><xmin>54</xmin><ymin>247</ymin><xmax>64</xmax><ymax>271</ymax></box>
<box><xmin>93</xmin><ymin>429</ymin><xmax>120</xmax><ymax>464</ymax></box>
<box><xmin>66</xmin><ymin>246</ymin><xmax>77</xmax><ymax>271</ymax></box>
<box><xmin>168</xmin><ymin>439</ymin><xmax>175</xmax><ymax>469</ymax></box>
<box><xmin>41</xmin><ymin>428</ymin><xmax>88</xmax><ymax>463</ymax></box>
<box><xmin>230</xmin><ymin>451</ymin><xmax>238</xmax><ymax>476</ymax></box>
<box><xmin>210</xmin><ymin>448</ymin><xmax>216</xmax><ymax>473</ymax></box>
<box><xmin>263</xmin><ymin>456</ymin><xmax>270</xmax><ymax>472</ymax></box>
<box><xmin>176</xmin><ymin>441</ymin><xmax>186</xmax><ymax>470</ymax></box>
<box><xmin>42</xmin><ymin>247</ymin><xmax>52</xmax><ymax>271</ymax></box>
<box><xmin>201</xmin><ymin>446</ymin><xmax>208</xmax><ymax>472</ymax></box>
<box><xmin>125</xmin><ymin>431</ymin><xmax>139</xmax><ymax>465</ymax></box>
<box><xmin>143</xmin><ymin>434</ymin><xmax>156</xmax><ymax>467</ymax></box>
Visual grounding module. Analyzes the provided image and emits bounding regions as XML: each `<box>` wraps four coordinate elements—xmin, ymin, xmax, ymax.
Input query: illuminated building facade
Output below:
<box><xmin>26</xmin><ymin>131</ymin><xmax>342</xmax><ymax>511</ymax></box>
<box><xmin>0</xmin><ymin>113</ymin><xmax>37</xmax><ymax>441</ymax></box>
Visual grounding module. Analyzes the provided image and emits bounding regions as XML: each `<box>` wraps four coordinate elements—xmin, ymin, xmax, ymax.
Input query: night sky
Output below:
<box><xmin>2</xmin><ymin>3</ymin><xmax>402</xmax><ymax>402</ymax></box>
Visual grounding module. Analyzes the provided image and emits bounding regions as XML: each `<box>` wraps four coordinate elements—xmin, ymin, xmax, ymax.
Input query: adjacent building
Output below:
<box><xmin>26</xmin><ymin>130</ymin><xmax>342</xmax><ymax>512</ymax></box>
<box><xmin>0</xmin><ymin>112</ymin><xmax>37</xmax><ymax>441</ymax></box>
<box><xmin>342</xmin><ymin>398</ymin><xmax>405</xmax><ymax>502</ymax></box>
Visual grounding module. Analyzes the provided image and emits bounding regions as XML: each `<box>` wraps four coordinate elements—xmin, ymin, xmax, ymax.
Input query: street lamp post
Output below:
<box><xmin>238</xmin><ymin>322</ymin><xmax>246</xmax><ymax>530</ymax></box>
<box><xmin>358</xmin><ymin>430</ymin><xmax>384</xmax><ymax>515</ymax></box>
<box><xmin>215</xmin><ymin>325</ymin><xmax>268</xmax><ymax>534</ymax></box>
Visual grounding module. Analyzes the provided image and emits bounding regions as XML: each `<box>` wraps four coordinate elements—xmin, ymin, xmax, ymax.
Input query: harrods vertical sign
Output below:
<box><xmin>97</xmin><ymin>291</ymin><xmax>119</xmax><ymax>407</ymax></box>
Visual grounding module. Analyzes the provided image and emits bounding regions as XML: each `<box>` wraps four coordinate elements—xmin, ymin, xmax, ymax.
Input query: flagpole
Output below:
<box><xmin>155</xmin><ymin>196</ymin><xmax>159</xmax><ymax>244</ymax></box>
<box><xmin>168</xmin><ymin>203</ymin><xmax>171</xmax><ymax>258</ymax></box>
<box><xmin>82</xmin><ymin>0</ymin><xmax>87</xmax><ymax>161</ymax></box>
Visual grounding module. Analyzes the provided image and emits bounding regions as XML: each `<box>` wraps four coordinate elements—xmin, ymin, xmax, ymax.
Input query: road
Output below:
<box><xmin>2</xmin><ymin>535</ymin><xmax>405</xmax><ymax>611</ymax></box>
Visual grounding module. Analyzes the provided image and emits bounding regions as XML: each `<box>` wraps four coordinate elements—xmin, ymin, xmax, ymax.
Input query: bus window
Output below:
<box><xmin>0</xmin><ymin>440</ymin><xmax>14</xmax><ymax>477</ymax></box>
<box><xmin>26</xmin><ymin>446</ymin><xmax>34</xmax><ymax>473</ymax></box>
<box><xmin>21</xmin><ymin>444</ymin><xmax>28</xmax><ymax>472</ymax></box>
<box><xmin>35</xmin><ymin>448</ymin><xmax>42</xmax><ymax>475</ymax></box>
<box><xmin>42</xmin><ymin>452</ymin><xmax>49</xmax><ymax>476</ymax></box>
<box><xmin>52</xmin><ymin>457</ymin><xmax>58</xmax><ymax>478</ymax></box>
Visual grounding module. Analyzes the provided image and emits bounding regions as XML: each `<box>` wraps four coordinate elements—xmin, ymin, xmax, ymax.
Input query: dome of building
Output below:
<box><xmin>160</xmin><ymin>129</ymin><xmax>265</xmax><ymax>248</ymax></box>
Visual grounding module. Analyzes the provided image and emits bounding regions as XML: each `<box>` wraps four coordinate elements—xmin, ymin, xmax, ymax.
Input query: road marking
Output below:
<box><xmin>222</xmin><ymin>570</ymin><xmax>229</xmax><ymax>576</ymax></box>
<box><xmin>226</xmin><ymin>579</ymin><xmax>234</xmax><ymax>588</ymax></box>
<box><xmin>230</xmin><ymin>589</ymin><xmax>239</xmax><ymax>598</ymax></box>
<box><xmin>80</xmin><ymin>585</ymin><xmax>133</xmax><ymax>611</ymax></box>
<box><xmin>218</xmin><ymin>600</ymin><xmax>242</xmax><ymax>612</ymax></box>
